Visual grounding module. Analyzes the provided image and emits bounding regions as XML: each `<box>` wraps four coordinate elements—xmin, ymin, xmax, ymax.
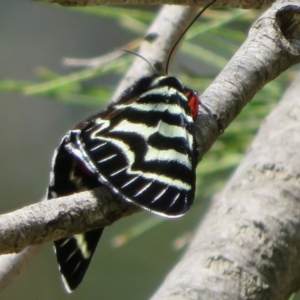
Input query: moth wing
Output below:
<box><xmin>76</xmin><ymin>87</ymin><xmax>196</xmax><ymax>217</ymax></box>
<box><xmin>48</xmin><ymin>138</ymin><xmax>104</xmax><ymax>292</ymax></box>
<box><xmin>54</xmin><ymin>229</ymin><xmax>103</xmax><ymax>292</ymax></box>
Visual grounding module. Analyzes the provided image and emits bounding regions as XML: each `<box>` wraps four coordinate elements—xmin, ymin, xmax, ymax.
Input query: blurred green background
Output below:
<box><xmin>0</xmin><ymin>1</ymin><xmax>296</xmax><ymax>299</ymax></box>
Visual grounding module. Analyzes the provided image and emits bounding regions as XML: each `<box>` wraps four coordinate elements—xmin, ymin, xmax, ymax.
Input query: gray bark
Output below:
<box><xmin>151</xmin><ymin>66</ymin><xmax>300</xmax><ymax>300</ymax></box>
<box><xmin>0</xmin><ymin>188</ymin><xmax>140</xmax><ymax>254</ymax></box>
<box><xmin>35</xmin><ymin>0</ymin><xmax>273</xmax><ymax>8</ymax></box>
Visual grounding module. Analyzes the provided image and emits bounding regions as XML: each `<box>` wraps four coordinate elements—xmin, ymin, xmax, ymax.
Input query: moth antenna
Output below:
<box><xmin>123</xmin><ymin>49</ymin><xmax>158</xmax><ymax>75</ymax></box>
<box><xmin>165</xmin><ymin>0</ymin><xmax>217</xmax><ymax>74</ymax></box>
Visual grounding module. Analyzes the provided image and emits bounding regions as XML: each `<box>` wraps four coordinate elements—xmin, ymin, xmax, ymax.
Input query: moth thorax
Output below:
<box><xmin>184</xmin><ymin>88</ymin><xmax>200</xmax><ymax>121</ymax></box>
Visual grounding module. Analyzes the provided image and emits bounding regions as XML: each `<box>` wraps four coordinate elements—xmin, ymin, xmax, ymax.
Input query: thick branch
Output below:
<box><xmin>150</xmin><ymin>57</ymin><xmax>300</xmax><ymax>300</ymax></box>
<box><xmin>37</xmin><ymin>0</ymin><xmax>273</xmax><ymax>8</ymax></box>
<box><xmin>0</xmin><ymin>187</ymin><xmax>140</xmax><ymax>254</ymax></box>
<box><xmin>197</xmin><ymin>0</ymin><xmax>300</xmax><ymax>155</ymax></box>
<box><xmin>149</xmin><ymin>2</ymin><xmax>300</xmax><ymax>299</ymax></box>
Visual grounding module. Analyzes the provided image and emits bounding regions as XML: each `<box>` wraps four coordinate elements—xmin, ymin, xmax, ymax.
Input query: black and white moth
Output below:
<box><xmin>48</xmin><ymin>0</ymin><xmax>216</xmax><ymax>292</ymax></box>
<box><xmin>48</xmin><ymin>75</ymin><xmax>199</xmax><ymax>291</ymax></box>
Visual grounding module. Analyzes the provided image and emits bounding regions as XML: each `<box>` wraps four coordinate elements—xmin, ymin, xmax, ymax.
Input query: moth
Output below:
<box><xmin>48</xmin><ymin>0</ymin><xmax>216</xmax><ymax>292</ymax></box>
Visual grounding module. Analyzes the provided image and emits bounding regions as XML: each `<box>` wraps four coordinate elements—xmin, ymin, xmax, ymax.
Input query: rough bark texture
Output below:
<box><xmin>38</xmin><ymin>0</ymin><xmax>273</xmax><ymax>8</ymax></box>
<box><xmin>196</xmin><ymin>0</ymin><xmax>300</xmax><ymax>155</ymax></box>
<box><xmin>148</xmin><ymin>2</ymin><xmax>300</xmax><ymax>299</ymax></box>
<box><xmin>150</xmin><ymin>68</ymin><xmax>300</xmax><ymax>300</ymax></box>
<box><xmin>0</xmin><ymin>188</ymin><xmax>140</xmax><ymax>254</ymax></box>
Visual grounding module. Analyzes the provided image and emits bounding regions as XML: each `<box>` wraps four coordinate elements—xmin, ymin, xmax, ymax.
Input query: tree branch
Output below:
<box><xmin>149</xmin><ymin>2</ymin><xmax>300</xmax><ymax>299</ymax></box>
<box><xmin>150</xmin><ymin>56</ymin><xmax>300</xmax><ymax>300</ymax></box>
<box><xmin>0</xmin><ymin>245</ymin><xmax>43</xmax><ymax>293</ymax></box>
<box><xmin>0</xmin><ymin>187</ymin><xmax>140</xmax><ymax>254</ymax></box>
<box><xmin>197</xmin><ymin>0</ymin><xmax>300</xmax><ymax>154</ymax></box>
<box><xmin>37</xmin><ymin>0</ymin><xmax>273</xmax><ymax>9</ymax></box>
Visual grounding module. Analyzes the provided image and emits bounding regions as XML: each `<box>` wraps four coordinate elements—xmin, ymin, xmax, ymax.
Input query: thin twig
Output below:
<box><xmin>63</xmin><ymin>39</ymin><xmax>140</xmax><ymax>68</ymax></box>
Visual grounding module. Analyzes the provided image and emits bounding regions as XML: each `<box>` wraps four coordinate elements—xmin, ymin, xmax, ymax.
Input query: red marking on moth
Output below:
<box><xmin>184</xmin><ymin>88</ymin><xmax>200</xmax><ymax>121</ymax></box>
